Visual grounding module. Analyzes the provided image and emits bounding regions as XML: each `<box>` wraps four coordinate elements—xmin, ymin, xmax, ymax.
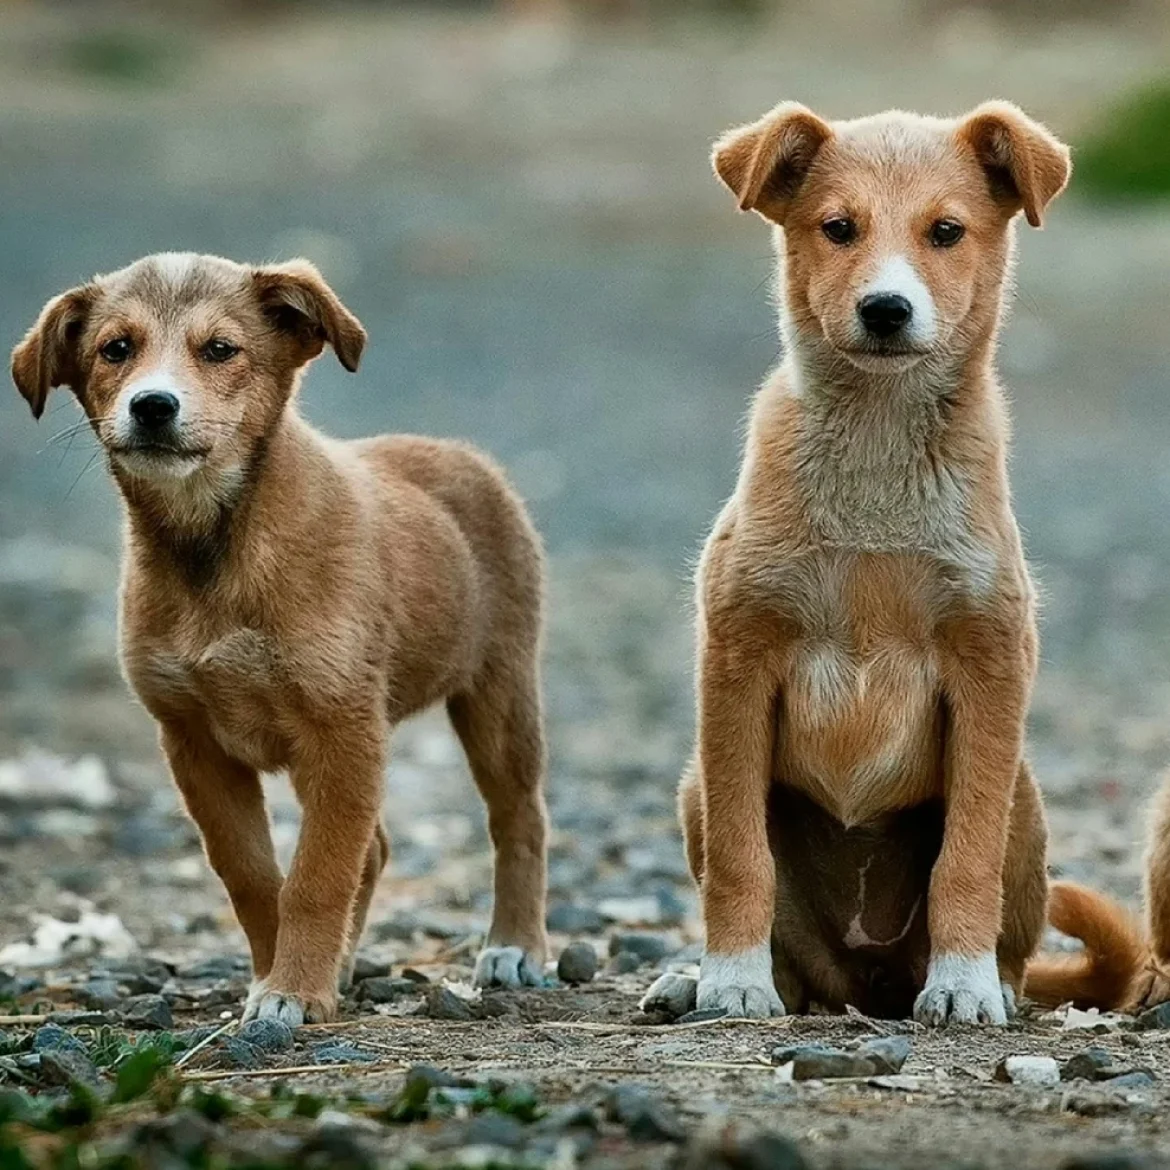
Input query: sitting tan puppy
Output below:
<box><xmin>12</xmin><ymin>254</ymin><xmax>549</xmax><ymax>1024</ymax></box>
<box><xmin>643</xmin><ymin>102</ymin><xmax>1071</xmax><ymax>1024</ymax></box>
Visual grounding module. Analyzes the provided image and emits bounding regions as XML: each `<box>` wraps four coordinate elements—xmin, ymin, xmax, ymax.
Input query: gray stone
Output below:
<box><xmin>557</xmin><ymin>941</ymin><xmax>598</xmax><ymax>984</ymax></box>
<box><xmin>717</xmin><ymin>1132</ymin><xmax>812</xmax><ymax>1170</ymax></box>
<box><xmin>311</xmin><ymin>1042</ymin><xmax>379</xmax><ymax>1065</ymax></box>
<box><xmin>119</xmin><ymin>994</ymin><xmax>173</xmax><ymax>1031</ymax></box>
<box><xmin>239</xmin><ymin>1018</ymin><xmax>295</xmax><ymax>1054</ymax></box>
<box><xmin>858</xmin><ymin>1035</ymin><xmax>912</xmax><ymax>1075</ymax></box>
<box><xmin>605</xmin><ymin>1084</ymin><xmax>686</xmax><ymax>1143</ymax></box>
<box><xmin>33</xmin><ymin>1024</ymin><xmax>88</xmax><ymax>1058</ymax></box>
<box><xmin>371</xmin><ymin>911</ymin><xmax>459</xmax><ymax>943</ymax></box>
<box><xmin>1133</xmin><ymin>1001</ymin><xmax>1170</xmax><ymax>1031</ymax></box>
<box><xmin>180</xmin><ymin>955</ymin><xmax>248</xmax><ymax>980</ymax></box>
<box><xmin>76</xmin><ymin>978</ymin><xmax>120</xmax><ymax>1011</ymax></box>
<box><xmin>534</xmin><ymin>1103</ymin><xmax>598</xmax><ymax>1134</ymax></box>
<box><xmin>219</xmin><ymin>1038</ymin><xmax>263</xmax><ymax>1070</ymax></box>
<box><xmin>350</xmin><ymin>955</ymin><xmax>392</xmax><ymax>982</ymax></box>
<box><xmin>770</xmin><ymin>1039</ymin><xmax>908</xmax><ymax>1081</ymax></box>
<box><xmin>39</xmin><ymin>1046</ymin><xmax>101</xmax><ymax>1090</ymax></box>
<box><xmin>995</xmin><ymin>1055</ymin><xmax>1060</xmax><ymax>1088</ymax></box>
<box><xmin>131</xmin><ymin>1111</ymin><xmax>217</xmax><ymax>1160</ymax></box>
<box><xmin>1104</xmin><ymin>1070</ymin><xmax>1156</xmax><ymax>1091</ymax></box>
<box><xmin>608</xmin><ymin>933</ymin><xmax>669</xmax><ymax>963</ymax></box>
<box><xmin>606</xmin><ymin>950</ymin><xmax>642</xmax><ymax>975</ymax></box>
<box><xmin>547</xmin><ymin>904</ymin><xmax>605</xmax><ymax>935</ymax></box>
<box><xmin>356</xmin><ymin>976</ymin><xmax>421</xmax><ymax>1004</ymax></box>
<box><xmin>421</xmin><ymin>985</ymin><xmax>473</xmax><ymax>1021</ymax></box>
<box><xmin>458</xmin><ymin>1112</ymin><xmax>528</xmax><ymax>1149</ymax></box>
<box><xmin>677</xmin><ymin>1008</ymin><xmax>727</xmax><ymax>1024</ymax></box>
<box><xmin>1062</xmin><ymin>1048</ymin><xmax>1115</xmax><ymax>1082</ymax></box>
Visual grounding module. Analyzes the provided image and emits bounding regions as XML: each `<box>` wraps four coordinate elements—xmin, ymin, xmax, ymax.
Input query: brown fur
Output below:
<box><xmin>11</xmin><ymin>253</ymin><xmax>550</xmax><ymax>1024</ymax></box>
<box><xmin>1025</xmin><ymin>777</ymin><xmax>1170</xmax><ymax>1013</ymax></box>
<box><xmin>662</xmin><ymin>102</ymin><xmax>1071</xmax><ymax>1022</ymax></box>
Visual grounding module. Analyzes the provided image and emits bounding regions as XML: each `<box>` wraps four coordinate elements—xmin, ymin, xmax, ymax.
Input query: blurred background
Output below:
<box><xmin>2</xmin><ymin>0</ymin><xmax>1170</xmax><ymax>969</ymax></box>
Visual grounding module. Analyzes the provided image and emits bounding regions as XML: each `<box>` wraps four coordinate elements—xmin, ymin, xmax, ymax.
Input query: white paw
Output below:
<box><xmin>243</xmin><ymin>979</ymin><xmax>331</xmax><ymax>1026</ymax></box>
<box><xmin>473</xmin><ymin>945</ymin><xmax>544</xmax><ymax>989</ymax></box>
<box><xmin>640</xmin><ymin>972</ymin><xmax>698</xmax><ymax>1017</ymax></box>
<box><xmin>697</xmin><ymin>944</ymin><xmax>786</xmax><ymax>1019</ymax></box>
<box><xmin>913</xmin><ymin>952</ymin><xmax>1008</xmax><ymax>1026</ymax></box>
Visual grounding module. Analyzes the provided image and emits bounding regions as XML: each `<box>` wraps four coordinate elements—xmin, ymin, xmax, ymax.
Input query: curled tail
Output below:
<box><xmin>1024</xmin><ymin>881</ymin><xmax>1146</xmax><ymax>1011</ymax></box>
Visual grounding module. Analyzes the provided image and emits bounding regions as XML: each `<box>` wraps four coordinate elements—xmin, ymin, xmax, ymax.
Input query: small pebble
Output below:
<box><xmin>238</xmin><ymin>1018</ymin><xmax>295</xmax><ymax>1054</ymax></box>
<box><xmin>33</xmin><ymin>1024</ymin><xmax>88</xmax><ymax>1058</ymax></box>
<box><xmin>547</xmin><ymin>904</ymin><xmax>605</xmax><ymax>935</ymax></box>
<box><xmin>76</xmin><ymin>978</ymin><xmax>120</xmax><ymax>1011</ymax></box>
<box><xmin>1061</xmin><ymin>1048</ymin><xmax>1115</xmax><ymax>1082</ymax></box>
<box><xmin>350</xmin><ymin>954</ymin><xmax>393</xmax><ymax>982</ymax></box>
<box><xmin>1133</xmin><ymin>1001</ymin><xmax>1170</xmax><ymax>1031</ymax></box>
<box><xmin>219</xmin><ymin>1038</ymin><xmax>263</xmax><ymax>1070</ymax></box>
<box><xmin>1104</xmin><ymin>1070</ymin><xmax>1156</xmax><ymax>1091</ymax></box>
<box><xmin>605</xmin><ymin>1084</ymin><xmax>686</xmax><ymax>1143</ymax></box>
<box><xmin>39</xmin><ymin>1046</ymin><xmax>101</xmax><ymax>1090</ymax></box>
<box><xmin>421</xmin><ymin>985</ymin><xmax>473</xmax><ymax>1021</ymax></box>
<box><xmin>677</xmin><ymin>1008</ymin><xmax>727</xmax><ymax>1025</ymax></box>
<box><xmin>606</xmin><ymin>951</ymin><xmax>642</xmax><ymax>975</ymax></box>
<box><xmin>356</xmin><ymin>976</ymin><xmax>422</xmax><ymax>1004</ymax></box>
<box><xmin>557</xmin><ymin>941</ymin><xmax>599</xmax><ymax>984</ymax></box>
<box><xmin>311</xmin><ymin>1042</ymin><xmax>379</xmax><ymax>1065</ymax></box>
<box><xmin>608</xmin><ymin>933</ymin><xmax>669</xmax><ymax>963</ymax></box>
<box><xmin>995</xmin><ymin>1055</ymin><xmax>1060</xmax><ymax>1088</ymax></box>
<box><xmin>119</xmin><ymin>994</ymin><xmax>173</xmax><ymax>1031</ymax></box>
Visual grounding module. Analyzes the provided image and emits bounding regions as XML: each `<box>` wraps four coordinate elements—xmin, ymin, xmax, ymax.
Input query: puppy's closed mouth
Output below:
<box><xmin>110</xmin><ymin>443</ymin><xmax>211</xmax><ymax>459</ymax></box>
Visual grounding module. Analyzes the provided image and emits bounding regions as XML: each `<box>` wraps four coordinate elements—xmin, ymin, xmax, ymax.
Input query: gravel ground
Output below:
<box><xmin>3</xmin><ymin>5</ymin><xmax>1170</xmax><ymax>1167</ymax></box>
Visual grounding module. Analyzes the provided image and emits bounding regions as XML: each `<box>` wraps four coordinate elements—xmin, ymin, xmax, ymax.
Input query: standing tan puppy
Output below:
<box><xmin>11</xmin><ymin>254</ymin><xmax>549</xmax><ymax>1025</ymax></box>
<box><xmin>643</xmin><ymin>102</ymin><xmax>1070</xmax><ymax>1024</ymax></box>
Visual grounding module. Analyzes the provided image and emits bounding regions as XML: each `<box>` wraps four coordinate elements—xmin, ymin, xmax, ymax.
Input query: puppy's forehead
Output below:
<box><xmin>96</xmin><ymin>253</ymin><xmax>252</xmax><ymax>317</ymax></box>
<box><xmin>809</xmin><ymin>113</ymin><xmax>976</xmax><ymax>206</ymax></box>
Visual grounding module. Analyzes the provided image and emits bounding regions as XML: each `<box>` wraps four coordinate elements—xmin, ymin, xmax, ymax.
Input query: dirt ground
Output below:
<box><xmin>4</xmin><ymin>4</ymin><xmax>1170</xmax><ymax>1167</ymax></box>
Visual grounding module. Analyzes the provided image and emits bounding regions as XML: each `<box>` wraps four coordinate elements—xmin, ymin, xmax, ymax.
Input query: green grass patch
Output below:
<box><xmin>1078</xmin><ymin>80</ymin><xmax>1170</xmax><ymax>203</ymax></box>
<box><xmin>63</xmin><ymin>29</ymin><xmax>184</xmax><ymax>86</ymax></box>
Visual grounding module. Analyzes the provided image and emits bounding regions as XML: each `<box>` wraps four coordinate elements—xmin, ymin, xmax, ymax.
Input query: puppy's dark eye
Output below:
<box><xmin>930</xmin><ymin>219</ymin><xmax>965</xmax><ymax>247</ymax></box>
<box><xmin>200</xmin><ymin>339</ymin><xmax>240</xmax><ymax>363</ymax></box>
<box><xmin>99</xmin><ymin>337</ymin><xmax>134</xmax><ymax>364</ymax></box>
<box><xmin>821</xmin><ymin>217</ymin><xmax>857</xmax><ymax>245</ymax></box>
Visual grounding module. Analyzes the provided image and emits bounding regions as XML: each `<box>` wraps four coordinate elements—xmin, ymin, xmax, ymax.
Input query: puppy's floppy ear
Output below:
<box><xmin>712</xmin><ymin>102</ymin><xmax>834</xmax><ymax>225</ymax></box>
<box><xmin>11</xmin><ymin>285</ymin><xmax>96</xmax><ymax>420</ymax></box>
<box><xmin>252</xmin><ymin>260</ymin><xmax>367</xmax><ymax>372</ymax></box>
<box><xmin>956</xmin><ymin>101</ymin><xmax>1071</xmax><ymax>228</ymax></box>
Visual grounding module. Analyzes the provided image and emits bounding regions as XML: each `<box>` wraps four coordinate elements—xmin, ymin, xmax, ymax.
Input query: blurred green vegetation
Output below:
<box><xmin>64</xmin><ymin>29</ymin><xmax>183</xmax><ymax>86</ymax></box>
<box><xmin>1078</xmin><ymin>80</ymin><xmax>1170</xmax><ymax>203</ymax></box>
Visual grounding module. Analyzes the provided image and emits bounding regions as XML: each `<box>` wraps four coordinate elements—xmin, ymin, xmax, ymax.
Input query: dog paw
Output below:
<box><xmin>640</xmin><ymin>972</ymin><xmax>698</xmax><ymax>1017</ymax></box>
<box><xmin>243</xmin><ymin>980</ymin><xmax>336</xmax><ymax>1027</ymax></box>
<box><xmin>913</xmin><ymin>952</ymin><xmax>1008</xmax><ymax>1026</ymax></box>
<box><xmin>697</xmin><ymin>945</ymin><xmax>786</xmax><ymax>1019</ymax></box>
<box><xmin>473</xmin><ymin>945</ymin><xmax>545</xmax><ymax>989</ymax></box>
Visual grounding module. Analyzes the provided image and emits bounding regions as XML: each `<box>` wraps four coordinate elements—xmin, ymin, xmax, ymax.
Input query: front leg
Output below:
<box><xmin>696</xmin><ymin>622</ymin><xmax>785</xmax><ymax>1019</ymax></box>
<box><xmin>915</xmin><ymin>611</ymin><xmax>1031</xmax><ymax>1027</ymax></box>
<box><xmin>161</xmin><ymin>721</ymin><xmax>283</xmax><ymax>981</ymax></box>
<box><xmin>245</xmin><ymin>718</ymin><xmax>385</xmax><ymax>1026</ymax></box>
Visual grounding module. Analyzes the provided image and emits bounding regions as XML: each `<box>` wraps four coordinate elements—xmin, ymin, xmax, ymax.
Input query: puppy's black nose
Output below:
<box><xmin>129</xmin><ymin>390</ymin><xmax>180</xmax><ymax>429</ymax></box>
<box><xmin>858</xmin><ymin>293</ymin><xmax>913</xmax><ymax>339</ymax></box>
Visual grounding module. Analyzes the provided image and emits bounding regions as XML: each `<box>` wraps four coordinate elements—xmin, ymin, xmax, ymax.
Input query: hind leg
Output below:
<box><xmin>642</xmin><ymin>768</ymin><xmax>704</xmax><ymax>1015</ymax></box>
<box><xmin>338</xmin><ymin>824</ymin><xmax>389</xmax><ymax>991</ymax></box>
<box><xmin>448</xmin><ymin>661</ymin><xmax>549</xmax><ymax>989</ymax></box>
<box><xmin>996</xmin><ymin>760</ymin><xmax>1049</xmax><ymax>1014</ymax></box>
<box><xmin>1138</xmin><ymin>776</ymin><xmax>1170</xmax><ymax>1007</ymax></box>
